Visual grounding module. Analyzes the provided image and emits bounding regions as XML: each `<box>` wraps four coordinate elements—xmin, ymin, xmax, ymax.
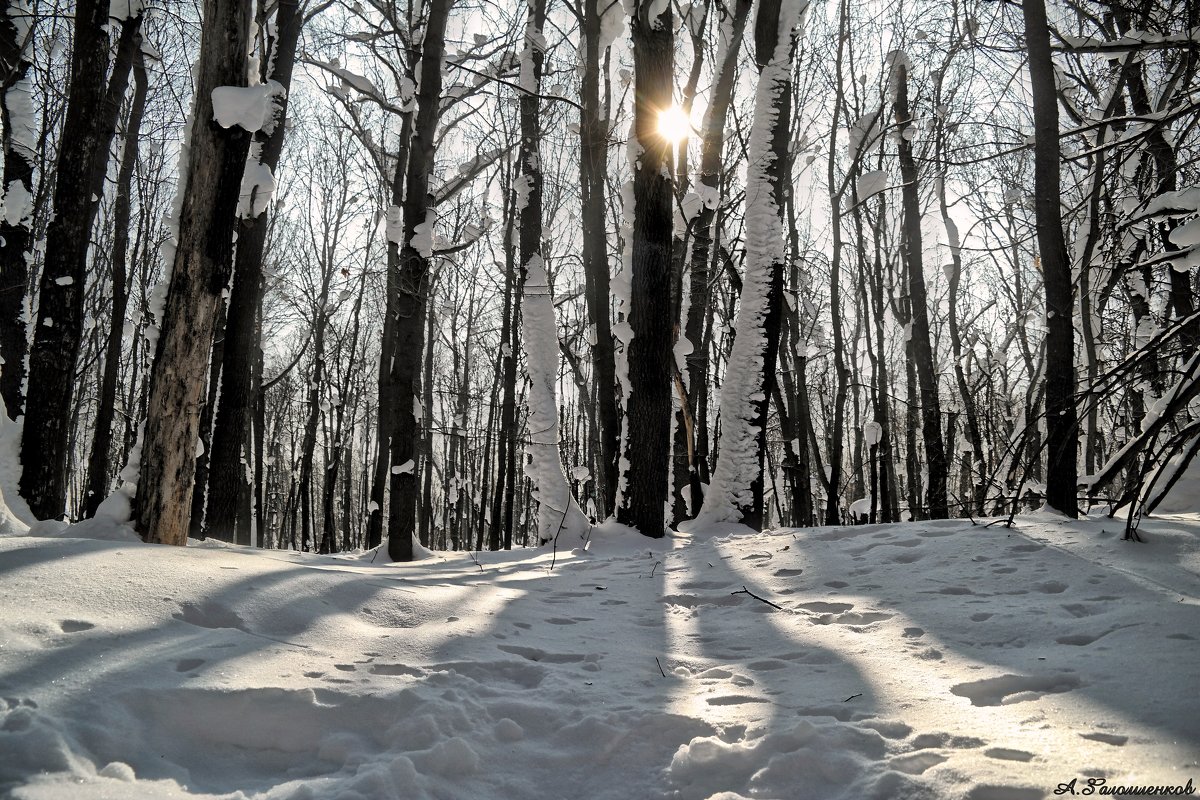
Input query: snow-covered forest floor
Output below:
<box><xmin>2</xmin><ymin>503</ymin><xmax>1198</xmax><ymax>800</ymax></box>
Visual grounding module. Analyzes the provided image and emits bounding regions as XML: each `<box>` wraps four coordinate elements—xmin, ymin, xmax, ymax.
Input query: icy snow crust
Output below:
<box><xmin>1</xmin><ymin>513</ymin><xmax>1198</xmax><ymax>799</ymax></box>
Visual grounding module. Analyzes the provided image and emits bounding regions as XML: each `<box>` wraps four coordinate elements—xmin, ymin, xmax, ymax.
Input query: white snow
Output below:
<box><xmin>1</xmin><ymin>507</ymin><xmax>1198</xmax><ymax>799</ymax></box>
<box><xmin>211</xmin><ymin>83</ymin><xmax>283</xmax><ymax>133</ymax></box>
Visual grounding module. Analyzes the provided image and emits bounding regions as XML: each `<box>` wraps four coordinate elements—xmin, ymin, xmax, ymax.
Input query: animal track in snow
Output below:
<box><xmin>950</xmin><ymin>673</ymin><xmax>1082</xmax><ymax>706</ymax></box>
<box><xmin>174</xmin><ymin>658</ymin><xmax>205</xmax><ymax>672</ymax></box>
<box><xmin>1034</xmin><ymin>581</ymin><xmax>1069</xmax><ymax>594</ymax></box>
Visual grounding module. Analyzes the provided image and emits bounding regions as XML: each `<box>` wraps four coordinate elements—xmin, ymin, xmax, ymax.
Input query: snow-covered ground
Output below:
<box><xmin>1</xmin><ymin>508</ymin><xmax>1198</xmax><ymax>799</ymax></box>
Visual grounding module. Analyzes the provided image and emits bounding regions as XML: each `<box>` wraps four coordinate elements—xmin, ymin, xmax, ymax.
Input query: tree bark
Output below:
<box><xmin>518</xmin><ymin>0</ymin><xmax>590</xmax><ymax>544</ymax></box>
<box><xmin>0</xmin><ymin>0</ymin><xmax>35</xmax><ymax>420</ymax></box>
<box><xmin>135</xmin><ymin>0</ymin><xmax>254</xmax><ymax>544</ymax></box>
<box><xmin>387</xmin><ymin>0</ymin><xmax>453</xmax><ymax>561</ymax></box>
<box><xmin>207</xmin><ymin>0</ymin><xmax>303</xmax><ymax>544</ymax></box>
<box><xmin>578</xmin><ymin>0</ymin><xmax>618</xmax><ymax>517</ymax></box>
<box><xmin>893</xmin><ymin>60</ymin><xmax>948</xmax><ymax>519</ymax></box>
<box><xmin>21</xmin><ymin>4</ymin><xmax>142</xmax><ymax>519</ymax></box>
<box><xmin>616</xmin><ymin>0</ymin><xmax>674</xmax><ymax>538</ymax></box>
<box><xmin>1023</xmin><ymin>0</ymin><xmax>1078</xmax><ymax>517</ymax></box>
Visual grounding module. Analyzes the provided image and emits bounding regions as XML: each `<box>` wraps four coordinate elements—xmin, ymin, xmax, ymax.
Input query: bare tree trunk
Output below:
<box><xmin>0</xmin><ymin>0</ymin><xmax>35</xmax><ymax>419</ymax></box>
<box><xmin>578</xmin><ymin>0</ymin><xmax>618</xmax><ymax>517</ymax></box>
<box><xmin>387</xmin><ymin>0</ymin><xmax>453</xmax><ymax>561</ymax></box>
<box><xmin>135</xmin><ymin>0</ymin><xmax>254</xmax><ymax>544</ymax></box>
<box><xmin>1023</xmin><ymin>0</ymin><xmax>1078</xmax><ymax>517</ymax></box>
<box><xmin>22</xmin><ymin>5</ymin><xmax>142</xmax><ymax>519</ymax></box>
<box><xmin>616</xmin><ymin>0</ymin><xmax>674</xmax><ymax>538</ymax></box>
<box><xmin>893</xmin><ymin>60</ymin><xmax>948</xmax><ymax>519</ymax></box>
<box><xmin>207</xmin><ymin>0</ymin><xmax>303</xmax><ymax>543</ymax></box>
<box><xmin>83</xmin><ymin>49</ymin><xmax>147</xmax><ymax>518</ymax></box>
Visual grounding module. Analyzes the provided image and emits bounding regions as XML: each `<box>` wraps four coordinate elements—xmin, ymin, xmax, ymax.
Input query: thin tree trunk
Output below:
<box><xmin>578</xmin><ymin>0</ymin><xmax>618</xmax><ymax>517</ymax></box>
<box><xmin>83</xmin><ymin>49</ymin><xmax>147</xmax><ymax>518</ymax></box>
<box><xmin>518</xmin><ymin>0</ymin><xmax>590</xmax><ymax>544</ymax></box>
<box><xmin>894</xmin><ymin>60</ymin><xmax>948</xmax><ymax>519</ymax></box>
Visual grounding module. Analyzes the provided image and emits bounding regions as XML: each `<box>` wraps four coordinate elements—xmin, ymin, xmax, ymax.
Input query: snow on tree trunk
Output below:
<box><xmin>0</xmin><ymin>0</ymin><xmax>35</xmax><ymax>421</ymax></box>
<box><xmin>693</xmin><ymin>0</ymin><xmax>804</xmax><ymax>529</ymax></box>
<box><xmin>516</xmin><ymin>0</ymin><xmax>589</xmax><ymax>545</ymax></box>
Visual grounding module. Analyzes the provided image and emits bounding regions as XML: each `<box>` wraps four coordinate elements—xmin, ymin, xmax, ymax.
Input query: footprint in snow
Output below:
<box><xmin>497</xmin><ymin>644</ymin><xmax>588</xmax><ymax>663</ymax></box>
<box><xmin>1079</xmin><ymin>731</ymin><xmax>1128</xmax><ymax>746</ymax></box>
<box><xmin>889</xmin><ymin>751</ymin><xmax>948</xmax><ymax>775</ymax></box>
<box><xmin>950</xmin><ymin>672</ymin><xmax>1082</xmax><ymax>707</ymax></box>
<box><xmin>59</xmin><ymin>620</ymin><xmax>95</xmax><ymax>633</ymax></box>
<box><xmin>984</xmin><ymin>747</ymin><xmax>1035</xmax><ymax>762</ymax></box>
<box><xmin>174</xmin><ymin>658</ymin><xmax>205</xmax><ymax>673</ymax></box>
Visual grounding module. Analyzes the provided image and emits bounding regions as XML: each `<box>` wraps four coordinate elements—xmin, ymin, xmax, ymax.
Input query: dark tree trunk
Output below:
<box><xmin>1023</xmin><ymin>0</ymin><xmax>1078</xmax><ymax>517</ymax></box>
<box><xmin>894</xmin><ymin>61</ymin><xmax>948</xmax><ymax>519</ymax></box>
<box><xmin>135</xmin><ymin>0</ymin><xmax>254</xmax><ymax>544</ymax></box>
<box><xmin>616</xmin><ymin>0</ymin><xmax>674</xmax><ymax>538</ymax></box>
<box><xmin>83</xmin><ymin>49</ymin><xmax>148</xmax><ymax>518</ymax></box>
<box><xmin>387</xmin><ymin>0</ymin><xmax>453</xmax><ymax>561</ymax></box>
<box><xmin>22</xmin><ymin>5</ymin><xmax>142</xmax><ymax>519</ymax></box>
<box><xmin>578</xmin><ymin>0</ymin><xmax>618</xmax><ymax>517</ymax></box>
<box><xmin>489</xmin><ymin>184</ymin><xmax>519</xmax><ymax>551</ymax></box>
<box><xmin>0</xmin><ymin>1</ymin><xmax>35</xmax><ymax>420</ymax></box>
<box><xmin>207</xmin><ymin>0</ymin><xmax>303</xmax><ymax>544</ymax></box>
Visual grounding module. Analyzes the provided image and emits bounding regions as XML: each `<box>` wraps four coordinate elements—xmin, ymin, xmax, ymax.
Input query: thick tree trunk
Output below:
<box><xmin>387</xmin><ymin>0</ymin><xmax>453</xmax><ymax>561</ymax></box>
<box><xmin>84</xmin><ymin>49</ymin><xmax>148</xmax><ymax>518</ymax></box>
<box><xmin>135</xmin><ymin>0</ymin><xmax>254</xmax><ymax>544</ymax></box>
<box><xmin>207</xmin><ymin>0</ymin><xmax>302</xmax><ymax>543</ymax></box>
<box><xmin>894</xmin><ymin>60</ymin><xmax>948</xmax><ymax>519</ymax></box>
<box><xmin>0</xmin><ymin>0</ymin><xmax>35</xmax><ymax>420</ymax></box>
<box><xmin>616</xmin><ymin>0</ymin><xmax>674</xmax><ymax>538</ymax></box>
<box><xmin>1023</xmin><ymin>0</ymin><xmax>1078</xmax><ymax>517</ymax></box>
<box><xmin>21</xmin><ymin>5</ymin><xmax>142</xmax><ymax>519</ymax></box>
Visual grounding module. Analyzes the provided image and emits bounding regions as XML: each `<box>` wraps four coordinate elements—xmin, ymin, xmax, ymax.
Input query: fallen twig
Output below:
<box><xmin>656</xmin><ymin>657</ymin><xmax>667</xmax><ymax>678</ymax></box>
<box><xmin>843</xmin><ymin>693</ymin><xmax>862</xmax><ymax>702</ymax></box>
<box><xmin>731</xmin><ymin>586</ymin><xmax>785</xmax><ymax>610</ymax></box>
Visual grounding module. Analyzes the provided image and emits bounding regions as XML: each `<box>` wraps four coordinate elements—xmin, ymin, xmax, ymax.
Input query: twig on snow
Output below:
<box><xmin>731</xmin><ymin>586</ymin><xmax>785</xmax><ymax>610</ymax></box>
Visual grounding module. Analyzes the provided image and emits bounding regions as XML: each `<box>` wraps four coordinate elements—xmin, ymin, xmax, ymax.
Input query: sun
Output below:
<box><xmin>657</xmin><ymin>104</ymin><xmax>691</xmax><ymax>144</ymax></box>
